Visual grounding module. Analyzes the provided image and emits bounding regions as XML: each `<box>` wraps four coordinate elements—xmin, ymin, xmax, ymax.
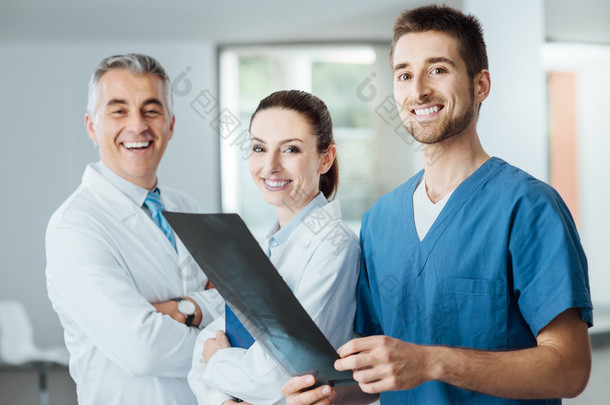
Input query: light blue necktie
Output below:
<box><xmin>144</xmin><ymin>188</ymin><xmax>177</xmax><ymax>251</ymax></box>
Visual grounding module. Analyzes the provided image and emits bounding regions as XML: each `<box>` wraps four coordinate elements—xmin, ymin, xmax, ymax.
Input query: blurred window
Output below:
<box><xmin>219</xmin><ymin>44</ymin><xmax>407</xmax><ymax>238</ymax></box>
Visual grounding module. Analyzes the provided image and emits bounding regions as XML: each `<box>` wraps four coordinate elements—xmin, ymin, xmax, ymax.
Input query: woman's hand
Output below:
<box><xmin>203</xmin><ymin>330</ymin><xmax>231</xmax><ymax>363</ymax></box>
<box><xmin>282</xmin><ymin>375</ymin><xmax>336</xmax><ymax>405</ymax></box>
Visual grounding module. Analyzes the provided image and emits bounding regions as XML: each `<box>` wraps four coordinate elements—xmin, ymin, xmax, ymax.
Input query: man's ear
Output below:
<box><xmin>474</xmin><ymin>69</ymin><xmax>491</xmax><ymax>104</ymax></box>
<box><xmin>85</xmin><ymin>114</ymin><xmax>98</xmax><ymax>143</ymax></box>
<box><xmin>319</xmin><ymin>144</ymin><xmax>337</xmax><ymax>174</ymax></box>
<box><xmin>168</xmin><ymin>115</ymin><xmax>175</xmax><ymax>141</ymax></box>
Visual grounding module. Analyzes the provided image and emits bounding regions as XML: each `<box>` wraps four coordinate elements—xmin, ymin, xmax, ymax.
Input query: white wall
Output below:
<box><xmin>465</xmin><ymin>0</ymin><xmax>547</xmax><ymax>180</ymax></box>
<box><xmin>580</xmin><ymin>68</ymin><xmax>610</xmax><ymax>308</ymax></box>
<box><xmin>542</xmin><ymin>43</ymin><xmax>610</xmax><ymax>308</ymax></box>
<box><xmin>0</xmin><ymin>41</ymin><xmax>220</xmax><ymax>346</ymax></box>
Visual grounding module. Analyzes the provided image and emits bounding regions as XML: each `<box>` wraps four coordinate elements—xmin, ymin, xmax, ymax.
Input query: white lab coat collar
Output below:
<box><xmin>82</xmin><ymin>163</ymin><xmax>182</xmax><ymax>259</ymax></box>
<box><xmin>263</xmin><ymin>200</ymin><xmax>343</xmax><ymax>251</ymax></box>
<box><xmin>82</xmin><ymin>163</ymin><xmax>141</xmax><ymax>222</ymax></box>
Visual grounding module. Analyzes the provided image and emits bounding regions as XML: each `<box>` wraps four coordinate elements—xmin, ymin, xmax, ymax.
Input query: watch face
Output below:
<box><xmin>178</xmin><ymin>299</ymin><xmax>196</xmax><ymax>316</ymax></box>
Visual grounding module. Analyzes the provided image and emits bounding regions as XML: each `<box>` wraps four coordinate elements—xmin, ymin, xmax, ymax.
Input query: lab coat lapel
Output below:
<box><xmin>82</xmin><ymin>165</ymin><xmax>139</xmax><ymax>222</ymax></box>
<box><xmin>160</xmin><ymin>190</ymin><xmax>208</xmax><ymax>292</ymax></box>
<box><xmin>267</xmin><ymin>226</ymin><xmax>309</xmax><ymax>290</ymax></box>
<box><xmin>289</xmin><ymin>200</ymin><xmax>342</xmax><ymax>247</ymax></box>
<box><xmin>83</xmin><ymin>166</ymin><xmax>179</xmax><ymax>260</ymax></box>
<box><xmin>269</xmin><ymin>201</ymin><xmax>341</xmax><ymax>288</ymax></box>
<box><xmin>412</xmin><ymin>158</ymin><xmax>505</xmax><ymax>276</ymax></box>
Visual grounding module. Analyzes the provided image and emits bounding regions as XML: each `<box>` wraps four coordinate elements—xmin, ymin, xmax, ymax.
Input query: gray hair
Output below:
<box><xmin>86</xmin><ymin>53</ymin><xmax>173</xmax><ymax>118</ymax></box>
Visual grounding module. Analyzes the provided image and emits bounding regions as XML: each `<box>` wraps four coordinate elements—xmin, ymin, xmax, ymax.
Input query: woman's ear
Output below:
<box><xmin>318</xmin><ymin>144</ymin><xmax>337</xmax><ymax>175</ymax></box>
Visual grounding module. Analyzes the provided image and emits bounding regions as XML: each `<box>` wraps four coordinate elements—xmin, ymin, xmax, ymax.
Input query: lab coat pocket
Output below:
<box><xmin>440</xmin><ymin>277</ymin><xmax>507</xmax><ymax>349</ymax></box>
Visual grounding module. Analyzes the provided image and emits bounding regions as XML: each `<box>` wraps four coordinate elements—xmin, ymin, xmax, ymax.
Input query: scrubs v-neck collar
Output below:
<box><xmin>403</xmin><ymin>157</ymin><xmax>506</xmax><ymax>277</ymax></box>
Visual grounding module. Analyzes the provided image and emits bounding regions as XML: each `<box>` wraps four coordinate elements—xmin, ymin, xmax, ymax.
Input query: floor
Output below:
<box><xmin>0</xmin><ymin>366</ymin><xmax>76</xmax><ymax>405</ymax></box>
<box><xmin>1</xmin><ymin>341</ymin><xmax>608</xmax><ymax>404</ymax></box>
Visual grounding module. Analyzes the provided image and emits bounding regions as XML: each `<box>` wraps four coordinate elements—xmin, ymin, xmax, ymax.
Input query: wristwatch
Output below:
<box><xmin>171</xmin><ymin>297</ymin><xmax>196</xmax><ymax>326</ymax></box>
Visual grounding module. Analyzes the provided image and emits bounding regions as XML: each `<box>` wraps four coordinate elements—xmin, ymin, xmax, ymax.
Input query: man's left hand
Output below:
<box><xmin>335</xmin><ymin>335</ymin><xmax>433</xmax><ymax>393</ymax></box>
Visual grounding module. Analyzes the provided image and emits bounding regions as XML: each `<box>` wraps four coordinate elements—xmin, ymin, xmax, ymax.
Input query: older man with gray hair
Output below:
<box><xmin>46</xmin><ymin>54</ymin><xmax>222</xmax><ymax>405</ymax></box>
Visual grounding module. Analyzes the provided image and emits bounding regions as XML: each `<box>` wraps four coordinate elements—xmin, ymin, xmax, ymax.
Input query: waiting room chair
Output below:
<box><xmin>0</xmin><ymin>299</ymin><xmax>70</xmax><ymax>405</ymax></box>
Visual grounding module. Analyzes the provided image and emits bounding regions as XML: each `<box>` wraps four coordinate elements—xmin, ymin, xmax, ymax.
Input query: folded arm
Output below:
<box><xmin>46</xmin><ymin>224</ymin><xmax>201</xmax><ymax>378</ymax></box>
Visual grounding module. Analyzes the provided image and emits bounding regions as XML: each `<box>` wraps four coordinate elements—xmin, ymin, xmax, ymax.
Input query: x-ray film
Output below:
<box><xmin>164</xmin><ymin>212</ymin><xmax>356</xmax><ymax>387</ymax></box>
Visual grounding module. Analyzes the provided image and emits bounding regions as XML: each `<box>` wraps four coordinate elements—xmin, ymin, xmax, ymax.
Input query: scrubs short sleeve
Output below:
<box><xmin>509</xmin><ymin>181</ymin><xmax>592</xmax><ymax>336</ymax></box>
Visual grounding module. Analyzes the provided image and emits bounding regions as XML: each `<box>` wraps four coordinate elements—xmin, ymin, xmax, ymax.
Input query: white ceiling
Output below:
<box><xmin>0</xmin><ymin>0</ymin><xmax>608</xmax><ymax>45</ymax></box>
<box><xmin>544</xmin><ymin>0</ymin><xmax>610</xmax><ymax>44</ymax></box>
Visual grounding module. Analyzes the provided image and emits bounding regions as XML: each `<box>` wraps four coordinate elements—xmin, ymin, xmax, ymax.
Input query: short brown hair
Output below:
<box><xmin>250</xmin><ymin>90</ymin><xmax>339</xmax><ymax>199</ymax></box>
<box><xmin>390</xmin><ymin>5</ymin><xmax>488</xmax><ymax>81</ymax></box>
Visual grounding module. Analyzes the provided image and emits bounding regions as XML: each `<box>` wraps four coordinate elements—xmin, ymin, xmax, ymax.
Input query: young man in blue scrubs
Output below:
<box><xmin>282</xmin><ymin>5</ymin><xmax>593</xmax><ymax>404</ymax></box>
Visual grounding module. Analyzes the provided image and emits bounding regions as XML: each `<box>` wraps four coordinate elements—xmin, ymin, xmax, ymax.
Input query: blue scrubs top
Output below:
<box><xmin>355</xmin><ymin>157</ymin><xmax>593</xmax><ymax>404</ymax></box>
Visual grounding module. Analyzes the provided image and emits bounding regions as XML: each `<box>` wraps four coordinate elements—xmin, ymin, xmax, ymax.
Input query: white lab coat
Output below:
<box><xmin>46</xmin><ymin>162</ymin><xmax>223</xmax><ymax>405</ymax></box>
<box><xmin>188</xmin><ymin>199</ymin><xmax>360</xmax><ymax>405</ymax></box>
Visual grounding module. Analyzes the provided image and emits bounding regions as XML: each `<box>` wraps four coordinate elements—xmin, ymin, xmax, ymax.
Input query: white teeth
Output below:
<box><xmin>264</xmin><ymin>179</ymin><xmax>290</xmax><ymax>188</ymax></box>
<box><xmin>414</xmin><ymin>106</ymin><xmax>440</xmax><ymax>116</ymax></box>
<box><xmin>123</xmin><ymin>141</ymin><xmax>151</xmax><ymax>149</ymax></box>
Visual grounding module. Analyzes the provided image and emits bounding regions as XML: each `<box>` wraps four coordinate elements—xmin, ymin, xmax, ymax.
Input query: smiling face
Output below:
<box><xmin>248</xmin><ymin>108</ymin><xmax>335</xmax><ymax>223</ymax></box>
<box><xmin>85</xmin><ymin>69</ymin><xmax>175</xmax><ymax>189</ymax></box>
<box><xmin>392</xmin><ymin>31</ymin><xmax>483</xmax><ymax>144</ymax></box>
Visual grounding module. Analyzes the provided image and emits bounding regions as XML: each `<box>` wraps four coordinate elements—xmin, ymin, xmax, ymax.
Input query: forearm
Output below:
<box><xmin>52</xmin><ymin>282</ymin><xmax>199</xmax><ymax>376</ymax></box>
<box><xmin>203</xmin><ymin>342</ymin><xmax>287</xmax><ymax>404</ymax></box>
<box><xmin>339</xmin><ymin>309</ymin><xmax>591</xmax><ymax>399</ymax></box>
<box><xmin>431</xmin><ymin>343</ymin><xmax>589</xmax><ymax>399</ymax></box>
<box><xmin>47</xmin><ymin>245</ymin><xmax>197</xmax><ymax>376</ymax></box>
<box><xmin>429</xmin><ymin>309</ymin><xmax>591</xmax><ymax>399</ymax></box>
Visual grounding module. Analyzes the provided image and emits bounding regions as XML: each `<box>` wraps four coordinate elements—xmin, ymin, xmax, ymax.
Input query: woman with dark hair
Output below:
<box><xmin>188</xmin><ymin>90</ymin><xmax>360</xmax><ymax>404</ymax></box>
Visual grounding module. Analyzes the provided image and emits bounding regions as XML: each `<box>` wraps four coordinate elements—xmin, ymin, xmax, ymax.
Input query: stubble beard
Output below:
<box><xmin>404</xmin><ymin>90</ymin><xmax>477</xmax><ymax>145</ymax></box>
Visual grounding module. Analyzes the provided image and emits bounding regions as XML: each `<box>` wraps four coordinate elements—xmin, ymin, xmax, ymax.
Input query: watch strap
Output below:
<box><xmin>171</xmin><ymin>297</ymin><xmax>195</xmax><ymax>326</ymax></box>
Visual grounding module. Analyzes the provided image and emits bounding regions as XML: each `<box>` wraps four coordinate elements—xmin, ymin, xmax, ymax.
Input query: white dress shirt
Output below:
<box><xmin>45</xmin><ymin>162</ymin><xmax>223</xmax><ymax>405</ymax></box>
<box><xmin>188</xmin><ymin>193</ymin><xmax>361</xmax><ymax>405</ymax></box>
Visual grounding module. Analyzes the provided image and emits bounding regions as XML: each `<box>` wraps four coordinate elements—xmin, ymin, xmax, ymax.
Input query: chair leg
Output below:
<box><xmin>38</xmin><ymin>364</ymin><xmax>49</xmax><ymax>405</ymax></box>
